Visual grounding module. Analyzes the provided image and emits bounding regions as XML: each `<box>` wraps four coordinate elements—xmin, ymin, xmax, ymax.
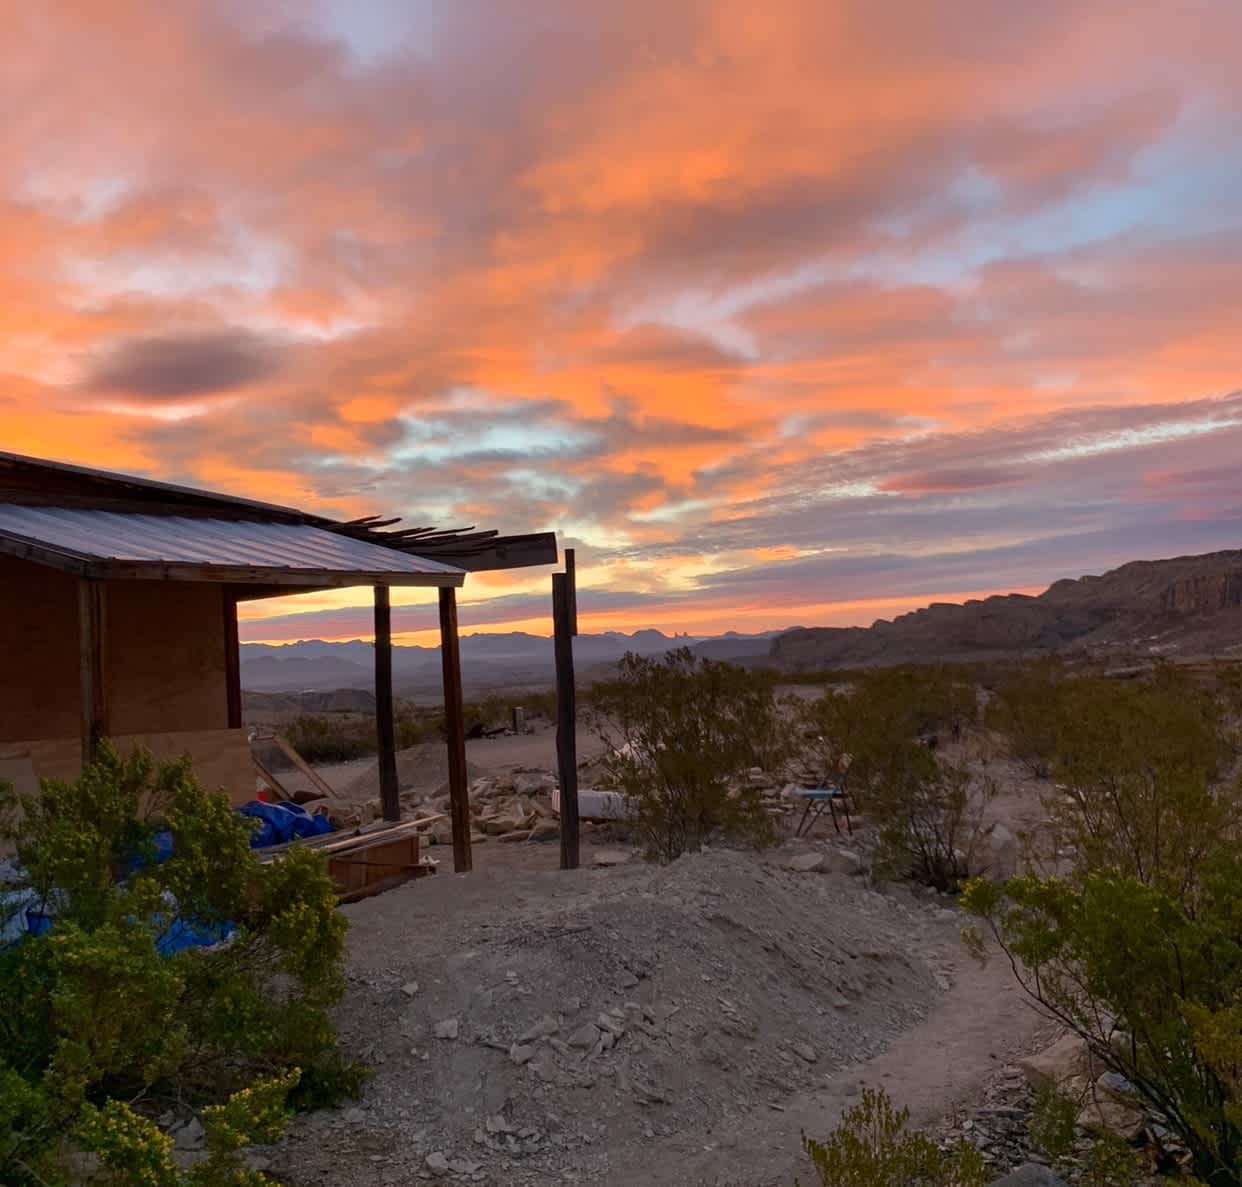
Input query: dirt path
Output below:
<box><xmin>594</xmin><ymin>933</ymin><xmax>1044</xmax><ymax>1187</ymax></box>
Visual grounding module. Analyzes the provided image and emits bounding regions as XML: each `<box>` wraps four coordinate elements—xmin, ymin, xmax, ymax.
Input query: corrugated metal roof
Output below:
<box><xmin>0</xmin><ymin>505</ymin><xmax>463</xmax><ymax>581</ymax></box>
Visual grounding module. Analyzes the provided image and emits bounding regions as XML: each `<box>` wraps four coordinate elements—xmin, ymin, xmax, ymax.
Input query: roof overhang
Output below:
<box><xmin>0</xmin><ymin>507</ymin><xmax>465</xmax><ymax>589</ymax></box>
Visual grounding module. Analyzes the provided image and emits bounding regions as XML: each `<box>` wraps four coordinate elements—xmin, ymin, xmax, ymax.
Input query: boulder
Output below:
<box><xmin>784</xmin><ymin>852</ymin><xmax>826</xmax><ymax>873</ymax></box>
<box><xmin>514</xmin><ymin>771</ymin><xmax>556</xmax><ymax>797</ymax></box>
<box><xmin>480</xmin><ymin>802</ymin><xmax>530</xmax><ymax>835</ymax></box>
<box><xmin>1018</xmin><ymin>1033</ymin><xmax>1091</xmax><ymax>1090</ymax></box>
<box><xmin>592</xmin><ymin>848</ymin><xmax>632</xmax><ymax>867</ymax></box>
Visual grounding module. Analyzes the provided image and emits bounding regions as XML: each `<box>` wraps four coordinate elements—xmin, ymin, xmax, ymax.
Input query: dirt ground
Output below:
<box><xmin>263</xmin><ymin>722</ymin><xmax>1054</xmax><ymax>1185</ymax></box>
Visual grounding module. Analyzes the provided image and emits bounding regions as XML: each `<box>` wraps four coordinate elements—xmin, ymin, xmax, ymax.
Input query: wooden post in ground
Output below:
<box><xmin>374</xmin><ymin>585</ymin><xmax>400</xmax><ymax>822</ymax></box>
<box><xmin>554</xmin><ymin>570</ymin><xmax>579</xmax><ymax>870</ymax></box>
<box><xmin>222</xmin><ymin>589</ymin><xmax>242</xmax><ymax>730</ymax></box>
<box><xmin>564</xmin><ymin>547</ymin><xmax>578</xmax><ymax>636</ymax></box>
<box><xmin>439</xmin><ymin>586</ymin><xmax>472</xmax><ymax>872</ymax></box>
<box><xmin>77</xmin><ymin>578</ymin><xmax>107</xmax><ymax>766</ymax></box>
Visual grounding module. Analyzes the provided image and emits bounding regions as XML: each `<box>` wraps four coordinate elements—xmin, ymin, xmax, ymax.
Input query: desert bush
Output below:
<box><xmin>869</xmin><ymin>758</ymin><xmax>997</xmax><ymax>893</ymax></box>
<box><xmin>964</xmin><ymin>856</ymin><xmax>1242</xmax><ymax>1186</ymax></box>
<box><xmin>1046</xmin><ymin>669</ymin><xmax>1237</xmax><ymax>895</ymax></box>
<box><xmin>798</xmin><ymin>668</ymin><xmax>990</xmax><ymax>891</ymax></box>
<box><xmin>985</xmin><ymin>659</ymin><xmax>1064</xmax><ymax>777</ymax></box>
<box><xmin>588</xmin><ymin>648</ymin><xmax>789</xmax><ymax>861</ymax></box>
<box><xmin>0</xmin><ymin>744</ymin><xmax>359</xmax><ymax>1186</ymax></box>
<box><xmin>283</xmin><ymin>713</ymin><xmax>376</xmax><ymax>764</ymax></box>
<box><xmin>799</xmin><ymin>1086</ymin><xmax>986</xmax><ymax>1187</ymax></box>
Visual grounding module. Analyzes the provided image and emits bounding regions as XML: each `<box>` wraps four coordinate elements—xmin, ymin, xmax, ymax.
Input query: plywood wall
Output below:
<box><xmin>0</xmin><ymin>557</ymin><xmax>229</xmax><ymax>744</ymax></box>
<box><xmin>0</xmin><ymin>556</ymin><xmax>80</xmax><ymax>741</ymax></box>
<box><xmin>2</xmin><ymin>729</ymin><xmax>257</xmax><ymax>805</ymax></box>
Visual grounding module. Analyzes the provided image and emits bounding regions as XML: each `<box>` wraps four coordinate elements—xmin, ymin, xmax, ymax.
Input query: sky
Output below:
<box><xmin>4</xmin><ymin>1</ymin><xmax>1242</xmax><ymax>646</ymax></box>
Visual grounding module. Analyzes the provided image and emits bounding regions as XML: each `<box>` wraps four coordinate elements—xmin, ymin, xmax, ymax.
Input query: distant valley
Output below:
<box><xmin>240</xmin><ymin>629</ymin><xmax>783</xmax><ymax>698</ymax></box>
<box><xmin>242</xmin><ymin>549</ymin><xmax>1242</xmax><ymax>699</ymax></box>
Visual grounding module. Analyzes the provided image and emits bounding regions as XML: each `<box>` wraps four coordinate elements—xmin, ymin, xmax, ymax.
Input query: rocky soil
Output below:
<box><xmin>268</xmin><ymin>846</ymin><xmax>968</xmax><ymax>1186</ymax></box>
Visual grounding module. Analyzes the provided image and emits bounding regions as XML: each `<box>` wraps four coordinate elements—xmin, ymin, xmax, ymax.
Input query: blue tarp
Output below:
<box><xmin>238</xmin><ymin>799</ymin><xmax>334</xmax><ymax>848</ymax></box>
<box><xmin>4</xmin><ymin>802</ymin><xmax>333</xmax><ymax>952</ymax></box>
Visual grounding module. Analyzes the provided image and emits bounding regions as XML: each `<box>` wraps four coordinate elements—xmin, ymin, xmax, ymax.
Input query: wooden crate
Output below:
<box><xmin>328</xmin><ymin>831</ymin><xmax>432</xmax><ymax>903</ymax></box>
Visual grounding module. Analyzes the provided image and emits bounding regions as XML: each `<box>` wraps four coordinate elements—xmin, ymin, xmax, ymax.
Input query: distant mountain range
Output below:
<box><xmin>241</xmin><ymin>550</ymin><xmax>1242</xmax><ymax>697</ymax></box>
<box><xmin>240</xmin><ymin>629</ymin><xmax>785</xmax><ymax>695</ymax></box>
<box><xmin>771</xmin><ymin>549</ymin><xmax>1242</xmax><ymax>670</ymax></box>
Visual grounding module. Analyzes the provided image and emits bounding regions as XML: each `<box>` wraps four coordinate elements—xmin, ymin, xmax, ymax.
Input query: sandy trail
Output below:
<box><xmin>596</xmin><ymin>933</ymin><xmax>1043</xmax><ymax>1187</ymax></box>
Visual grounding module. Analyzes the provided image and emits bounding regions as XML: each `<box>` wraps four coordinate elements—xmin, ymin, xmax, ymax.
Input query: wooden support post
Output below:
<box><xmin>222</xmin><ymin>589</ymin><xmax>242</xmax><ymax>730</ymax></box>
<box><xmin>77</xmin><ymin>578</ymin><xmax>106</xmax><ymax>766</ymax></box>
<box><xmin>564</xmin><ymin>547</ymin><xmax>579</xmax><ymax>636</ymax></box>
<box><xmin>439</xmin><ymin>586</ymin><xmax>472</xmax><ymax>872</ymax></box>
<box><xmin>554</xmin><ymin>571</ymin><xmax>580</xmax><ymax>870</ymax></box>
<box><xmin>374</xmin><ymin>585</ymin><xmax>400</xmax><ymax>822</ymax></box>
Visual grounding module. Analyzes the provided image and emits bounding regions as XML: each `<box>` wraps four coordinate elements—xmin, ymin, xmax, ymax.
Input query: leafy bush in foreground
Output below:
<box><xmin>588</xmin><ymin>649</ymin><xmax>788</xmax><ymax>861</ymax></box>
<box><xmin>0</xmin><ymin>744</ymin><xmax>359</xmax><ymax>1185</ymax></box>
<box><xmin>799</xmin><ymin>1086</ymin><xmax>986</xmax><ymax>1187</ymax></box>
<box><xmin>964</xmin><ymin>860</ymin><xmax>1242</xmax><ymax>1186</ymax></box>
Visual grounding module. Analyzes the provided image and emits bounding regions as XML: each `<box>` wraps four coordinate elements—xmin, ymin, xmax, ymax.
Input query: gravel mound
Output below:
<box><xmin>274</xmin><ymin>848</ymin><xmax>960</xmax><ymax>1186</ymax></box>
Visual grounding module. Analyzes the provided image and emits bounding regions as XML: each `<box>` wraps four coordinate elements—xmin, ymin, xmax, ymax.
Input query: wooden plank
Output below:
<box><xmin>77</xmin><ymin>578</ymin><xmax>106</xmax><ymax>765</ymax></box>
<box><xmin>439</xmin><ymin>585</ymin><xmax>472</xmax><ymax>873</ymax></box>
<box><xmin>270</xmin><ymin>732</ymin><xmax>345</xmax><ymax>804</ymax></box>
<box><xmin>222</xmin><ymin>589</ymin><xmax>242</xmax><ymax>730</ymax></box>
<box><xmin>251</xmin><ymin>751</ymin><xmax>292</xmax><ymax>802</ymax></box>
<box><xmin>553</xmin><ymin>572</ymin><xmax>580</xmax><ymax>870</ymax></box>
<box><xmin>447</xmin><ymin>532</ymin><xmax>559</xmax><ymax>573</ymax></box>
<box><xmin>374</xmin><ymin>585</ymin><xmax>400</xmax><ymax>823</ymax></box>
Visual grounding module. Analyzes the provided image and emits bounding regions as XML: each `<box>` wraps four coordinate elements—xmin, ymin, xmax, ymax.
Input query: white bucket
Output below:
<box><xmin>551</xmin><ymin>787</ymin><xmax>635</xmax><ymax>821</ymax></box>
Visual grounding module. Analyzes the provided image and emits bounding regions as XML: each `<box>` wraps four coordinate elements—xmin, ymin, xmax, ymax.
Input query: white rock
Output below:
<box><xmin>401</xmin><ymin>981</ymin><xmax>420</xmax><ymax>997</ymax></box>
<box><xmin>425</xmin><ymin>1151</ymin><xmax>450</xmax><ymax>1174</ymax></box>
<box><xmin>434</xmin><ymin>1018</ymin><xmax>461</xmax><ymax>1040</ymax></box>
<box><xmin>785</xmin><ymin>852</ymin><xmax>826</xmax><ymax>873</ymax></box>
<box><xmin>509</xmin><ymin>1043</ymin><xmax>536</xmax><ymax>1065</ymax></box>
<box><xmin>343</xmin><ymin>1107</ymin><xmax>366</xmax><ymax>1125</ymax></box>
<box><xmin>792</xmin><ymin>1041</ymin><xmax>818</xmax><ymax>1063</ymax></box>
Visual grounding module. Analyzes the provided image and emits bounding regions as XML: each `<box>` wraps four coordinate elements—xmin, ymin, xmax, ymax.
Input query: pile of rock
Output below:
<box><xmin>409</xmin><ymin>769</ymin><xmax>562</xmax><ymax>845</ymax></box>
<box><xmin>939</xmin><ymin>1030</ymin><xmax>1186</xmax><ymax>1185</ymax></box>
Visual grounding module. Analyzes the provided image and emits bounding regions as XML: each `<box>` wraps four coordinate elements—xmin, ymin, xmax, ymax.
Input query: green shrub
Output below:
<box><xmin>798</xmin><ymin>668</ymin><xmax>990</xmax><ymax>891</ymax></box>
<box><xmin>588</xmin><ymin>649</ymin><xmax>788</xmax><ymax>861</ymax></box>
<box><xmin>799</xmin><ymin>1086</ymin><xmax>986</xmax><ymax>1187</ymax></box>
<box><xmin>0</xmin><ymin>744</ymin><xmax>360</xmax><ymax>1186</ymax></box>
<box><xmin>984</xmin><ymin>659</ymin><xmax>1063</xmax><ymax>777</ymax></box>
<box><xmin>282</xmin><ymin>714</ymin><xmax>376</xmax><ymax>764</ymax></box>
<box><xmin>963</xmin><ymin>860</ymin><xmax>1242</xmax><ymax>1185</ymax></box>
<box><xmin>1045</xmin><ymin>669</ymin><xmax>1236</xmax><ymax>895</ymax></box>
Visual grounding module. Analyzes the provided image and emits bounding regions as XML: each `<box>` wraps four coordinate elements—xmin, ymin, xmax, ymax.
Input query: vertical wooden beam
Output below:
<box><xmin>374</xmin><ymin>585</ymin><xmax>400</xmax><ymax>823</ymax></box>
<box><xmin>554</xmin><ymin>571</ymin><xmax>580</xmax><ymax>870</ymax></box>
<box><xmin>77</xmin><ymin>578</ymin><xmax>107</xmax><ymax>766</ymax></box>
<box><xmin>439</xmin><ymin>586</ymin><xmax>472</xmax><ymax>872</ymax></box>
<box><xmin>564</xmin><ymin>547</ymin><xmax>579</xmax><ymax>636</ymax></box>
<box><xmin>222</xmin><ymin>588</ymin><xmax>242</xmax><ymax>730</ymax></box>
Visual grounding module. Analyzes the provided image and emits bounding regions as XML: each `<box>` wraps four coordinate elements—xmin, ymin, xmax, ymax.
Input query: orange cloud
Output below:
<box><xmin>3</xmin><ymin>0</ymin><xmax>1242</xmax><ymax>643</ymax></box>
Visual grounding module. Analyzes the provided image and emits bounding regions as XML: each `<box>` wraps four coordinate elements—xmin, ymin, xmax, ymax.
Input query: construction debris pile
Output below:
<box><xmin>270</xmin><ymin>848</ymin><xmax>964</xmax><ymax>1187</ymax></box>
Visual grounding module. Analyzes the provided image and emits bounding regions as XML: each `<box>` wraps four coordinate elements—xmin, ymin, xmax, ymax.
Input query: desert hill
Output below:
<box><xmin>769</xmin><ymin>549</ymin><xmax>1242</xmax><ymax>670</ymax></box>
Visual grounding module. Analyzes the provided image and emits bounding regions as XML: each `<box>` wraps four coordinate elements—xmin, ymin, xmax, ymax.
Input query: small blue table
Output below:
<box><xmin>791</xmin><ymin>786</ymin><xmax>852</xmax><ymax>837</ymax></box>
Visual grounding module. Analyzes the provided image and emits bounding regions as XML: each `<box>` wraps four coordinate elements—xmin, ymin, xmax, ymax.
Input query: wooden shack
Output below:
<box><xmin>0</xmin><ymin>451</ymin><xmax>557</xmax><ymax>871</ymax></box>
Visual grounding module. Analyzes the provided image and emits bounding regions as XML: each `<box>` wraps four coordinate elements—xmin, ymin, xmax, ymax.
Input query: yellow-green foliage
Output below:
<box><xmin>0</xmin><ymin>745</ymin><xmax>358</xmax><ymax>1186</ymax></box>
<box><xmin>589</xmin><ymin>648</ymin><xmax>788</xmax><ymax>861</ymax></box>
<box><xmin>799</xmin><ymin>1087</ymin><xmax>986</xmax><ymax>1187</ymax></box>
<box><xmin>798</xmin><ymin>668</ymin><xmax>991</xmax><ymax>891</ymax></box>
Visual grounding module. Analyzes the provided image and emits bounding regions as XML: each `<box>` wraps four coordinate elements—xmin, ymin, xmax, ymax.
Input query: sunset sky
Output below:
<box><xmin>4</xmin><ymin>2</ymin><xmax>1242</xmax><ymax>646</ymax></box>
